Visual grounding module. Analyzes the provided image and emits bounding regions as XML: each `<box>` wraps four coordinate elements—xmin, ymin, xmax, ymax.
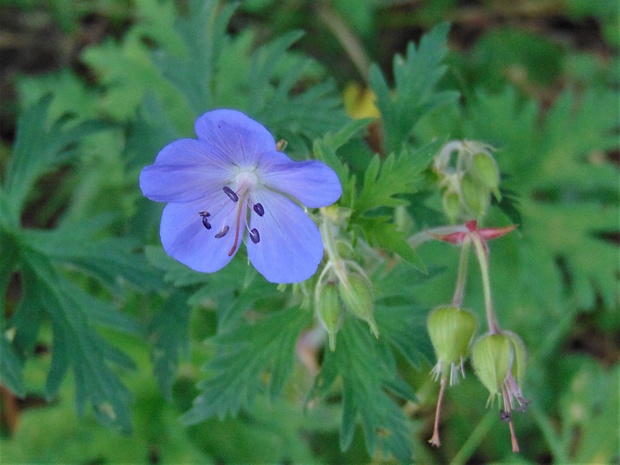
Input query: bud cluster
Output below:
<box><xmin>433</xmin><ymin>140</ymin><xmax>501</xmax><ymax>222</ymax></box>
<box><xmin>314</xmin><ymin>272</ymin><xmax>377</xmax><ymax>351</ymax></box>
<box><xmin>315</xmin><ymin>206</ymin><xmax>378</xmax><ymax>351</ymax></box>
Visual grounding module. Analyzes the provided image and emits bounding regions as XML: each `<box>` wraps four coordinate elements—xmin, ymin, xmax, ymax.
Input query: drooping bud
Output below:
<box><xmin>441</xmin><ymin>190</ymin><xmax>461</xmax><ymax>224</ymax></box>
<box><xmin>461</xmin><ymin>173</ymin><xmax>490</xmax><ymax>219</ymax></box>
<box><xmin>470</xmin><ymin>151</ymin><xmax>500</xmax><ymax>196</ymax></box>
<box><xmin>427</xmin><ymin>306</ymin><xmax>478</xmax><ymax>384</ymax></box>
<box><xmin>433</xmin><ymin>140</ymin><xmax>501</xmax><ymax>222</ymax></box>
<box><xmin>339</xmin><ymin>274</ymin><xmax>378</xmax><ymax>337</ymax></box>
<box><xmin>315</xmin><ymin>282</ymin><xmax>343</xmax><ymax>351</ymax></box>
<box><xmin>471</xmin><ymin>333</ymin><xmax>513</xmax><ymax>402</ymax></box>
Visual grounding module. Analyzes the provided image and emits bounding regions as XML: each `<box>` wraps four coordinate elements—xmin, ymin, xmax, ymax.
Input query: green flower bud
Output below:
<box><xmin>471</xmin><ymin>333</ymin><xmax>513</xmax><ymax>399</ymax></box>
<box><xmin>461</xmin><ymin>173</ymin><xmax>490</xmax><ymax>218</ymax></box>
<box><xmin>441</xmin><ymin>190</ymin><xmax>461</xmax><ymax>224</ymax></box>
<box><xmin>470</xmin><ymin>151</ymin><xmax>500</xmax><ymax>193</ymax></box>
<box><xmin>427</xmin><ymin>306</ymin><xmax>478</xmax><ymax>384</ymax></box>
<box><xmin>339</xmin><ymin>274</ymin><xmax>378</xmax><ymax>337</ymax></box>
<box><xmin>315</xmin><ymin>282</ymin><xmax>343</xmax><ymax>351</ymax></box>
<box><xmin>335</xmin><ymin>241</ymin><xmax>355</xmax><ymax>259</ymax></box>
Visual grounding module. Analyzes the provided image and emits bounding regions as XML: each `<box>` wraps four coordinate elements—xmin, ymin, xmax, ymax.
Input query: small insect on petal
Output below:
<box><xmin>249</xmin><ymin>228</ymin><xmax>260</xmax><ymax>244</ymax></box>
<box><xmin>253</xmin><ymin>203</ymin><xmax>265</xmax><ymax>217</ymax></box>
<box><xmin>215</xmin><ymin>225</ymin><xmax>230</xmax><ymax>238</ymax></box>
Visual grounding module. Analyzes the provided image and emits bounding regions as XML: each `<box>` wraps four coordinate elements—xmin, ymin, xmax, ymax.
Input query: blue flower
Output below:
<box><xmin>139</xmin><ymin>109</ymin><xmax>342</xmax><ymax>283</ymax></box>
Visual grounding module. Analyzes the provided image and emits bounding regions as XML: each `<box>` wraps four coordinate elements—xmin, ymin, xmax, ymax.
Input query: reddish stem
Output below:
<box><xmin>429</xmin><ymin>376</ymin><xmax>447</xmax><ymax>447</ymax></box>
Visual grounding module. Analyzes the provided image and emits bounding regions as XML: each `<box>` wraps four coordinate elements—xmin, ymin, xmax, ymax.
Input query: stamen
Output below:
<box><xmin>249</xmin><ymin>228</ymin><xmax>260</xmax><ymax>244</ymax></box>
<box><xmin>199</xmin><ymin>211</ymin><xmax>212</xmax><ymax>230</ymax></box>
<box><xmin>223</xmin><ymin>186</ymin><xmax>239</xmax><ymax>202</ymax></box>
<box><xmin>253</xmin><ymin>203</ymin><xmax>265</xmax><ymax>217</ymax></box>
<box><xmin>276</xmin><ymin>139</ymin><xmax>287</xmax><ymax>151</ymax></box>
<box><xmin>228</xmin><ymin>198</ymin><xmax>245</xmax><ymax>256</ymax></box>
<box><xmin>215</xmin><ymin>225</ymin><xmax>230</xmax><ymax>238</ymax></box>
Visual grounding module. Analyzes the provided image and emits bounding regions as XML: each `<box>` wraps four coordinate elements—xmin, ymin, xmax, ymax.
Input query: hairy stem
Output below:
<box><xmin>320</xmin><ymin>212</ymin><xmax>349</xmax><ymax>286</ymax></box>
<box><xmin>472</xmin><ymin>234</ymin><xmax>500</xmax><ymax>334</ymax></box>
<box><xmin>429</xmin><ymin>375</ymin><xmax>447</xmax><ymax>447</ymax></box>
<box><xmin>452</xmin><ymin>236</ymin><xmax>471</xmax><ymax>307</ymax></box>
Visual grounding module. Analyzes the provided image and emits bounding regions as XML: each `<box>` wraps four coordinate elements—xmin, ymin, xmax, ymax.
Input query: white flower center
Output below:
<box><xmin>197</xmin><ymin>168</ymin><xmax>265</xmax><ymax>258</ymax></box>
<box><xmin>234</xmin><ymin>169</ymin><xmax>260</xmax><ymax>193</ymax></box>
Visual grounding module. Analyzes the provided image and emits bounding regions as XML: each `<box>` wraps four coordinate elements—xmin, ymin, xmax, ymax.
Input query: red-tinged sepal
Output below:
<box><xmin>477</xmin><ymin>224</ymin><xmax>518</xmax><ymax>241</ymax></box>
<box><xmin>431</xmin><ymin>221</ymin><xmax>517</xmax><ymax>245</ymax></box>
<box><xmin>430</xmin><ymin>230</ymin><xmax>469</xmax><ymax>245</ymax></box>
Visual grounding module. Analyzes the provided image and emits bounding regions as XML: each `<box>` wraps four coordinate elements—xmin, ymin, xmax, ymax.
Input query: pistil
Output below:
<box><xmin>228</xmin><ymin>198</ymin><xmax>246</xmax><ymax>256</ymax></box>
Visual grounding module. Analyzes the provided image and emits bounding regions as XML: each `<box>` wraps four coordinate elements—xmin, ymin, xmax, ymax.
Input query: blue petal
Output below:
<box><xmin>194</xmin><ymin>109</ymin><xmax>276</xmax><ymax>167</ymax></box>
<box><xmin>160</xmin><ymin>199</ymin><xmax>245</xmax><ymax>273</ymax></box>
<box><xmin>257</xmin><ymin>151</ymin><xmax>342</xmax><ymax>208</ymax></box>
<box><xmin>247</xmin><ymin>190</ymin><xmax>324</xmax><ymax>283</ymax></box>
<box><xmin>140</xmin><ymin>139</ymin><xmax>233</xmax><ymax>203</ymax></box>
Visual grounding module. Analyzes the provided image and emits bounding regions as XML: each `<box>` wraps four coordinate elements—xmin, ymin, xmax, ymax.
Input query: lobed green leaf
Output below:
<box><xmin>180</xmin><ymin>307</ymin><xmax>313</xmax><ymax>424</ymax></box>
<box><xmin>369</xmin><ymin>23</ymin><xmax>459</xmax><ymax>154</ymax></box>
<box><xmin>309</xmin><ymin>317</ymin><xmax>414</xmax><ymax>462</ymax></box>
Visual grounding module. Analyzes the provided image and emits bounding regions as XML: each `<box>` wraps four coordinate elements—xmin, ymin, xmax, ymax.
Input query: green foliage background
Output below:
<box><xmin>0</xmin><ymin>0</ymin><xmax>617</xmax><ymax>464</ymax></box>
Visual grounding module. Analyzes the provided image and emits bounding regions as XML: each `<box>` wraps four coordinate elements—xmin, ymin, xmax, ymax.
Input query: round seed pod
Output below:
<box><xmin>427</xmin><ymin>305</ymin><xmax>478</xmax><ymax>367</ymax></box>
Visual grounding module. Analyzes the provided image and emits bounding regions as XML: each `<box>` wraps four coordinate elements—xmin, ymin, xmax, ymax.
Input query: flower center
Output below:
<box><xmin>197</xmin><ymin>168</ymin><xmax>265</xmax><ymax>256</ymax></box>
<box><xmin>234</xmin><ymin>169</ymin><xmax>259</xmax><ymax>192</ymax></box>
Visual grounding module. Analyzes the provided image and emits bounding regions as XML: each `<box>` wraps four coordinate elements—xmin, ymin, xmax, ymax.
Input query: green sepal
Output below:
<box><xmin>471</xmin><ymin>333</ymin><xmax>512</xmax><ymax>397</ymax></box>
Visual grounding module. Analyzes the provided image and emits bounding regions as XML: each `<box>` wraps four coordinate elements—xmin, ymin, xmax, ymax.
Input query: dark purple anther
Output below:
<box><xmin>199</xmin><ymin>211</ymin><xmax>212</xmax><ymax>230</ymax></box>
<box><xmin>249</xmin><ymin>228</ymin><xmax>260</xmax><ymax>244</ymax></box>
<box><xmin>215</xmin><ymin>225</ymin><xmax>230</xmax><ymax>238</ymax></box>
<box><xmin>223</xmin><ymin>186</ymin><xmax>239</xmax><ymax>202</ymax></box>
<box><xmin>253</xmin><ymin>203</ymin><xmax>264</xmax><ymax>217</ymax></box>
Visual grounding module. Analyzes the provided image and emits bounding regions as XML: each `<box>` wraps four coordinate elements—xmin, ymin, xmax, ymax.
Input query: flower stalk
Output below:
<box><xmin>471</xmin><ymin>233</ymin><xmax>500</xmax><ymax>334</ymax></box>
<box><xmin>452</xmin><ymin>235</ymin><xmax>471</xmax><ymax>307</ymax></box>
<box><xmin>429</xmin><ymin>375</ymin><xmax>447</xmax><ymax>447</ymax></box>
<box><xmin>427</xmin><ymin>219</ymin><xmax>527</xmax><ymax>452</ymax></box>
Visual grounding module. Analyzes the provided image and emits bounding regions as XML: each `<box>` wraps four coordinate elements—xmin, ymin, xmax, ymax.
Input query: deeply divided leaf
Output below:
<box><xmin>309</xmin><ymin>318</ymin><xmax>414</xmax><ymax>462</ymax></box>
<box><xmin>370</xmin><ymin>23</ymin><xmax>459</xmax><ymax>154</ymax></box>
<box><xmin>180</xmin><ymin>307</ymin><xmax>313</xmax><ymax>424</ymax></box>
